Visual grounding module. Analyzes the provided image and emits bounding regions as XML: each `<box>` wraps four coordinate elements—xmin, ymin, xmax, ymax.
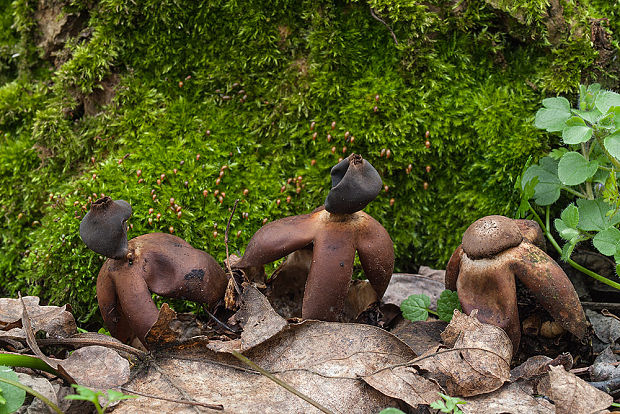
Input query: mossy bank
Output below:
<box><xmin>0</xmin><ymin>0</ymin><xmax>617</xmax><ymax>326</ymax></box>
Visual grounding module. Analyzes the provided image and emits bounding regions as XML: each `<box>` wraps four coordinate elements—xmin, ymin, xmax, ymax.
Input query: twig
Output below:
<box><xmin>119</xmin><ymin>386</ymin><xmax>223</xmax><ymax>411</ymax></box>
<box><xmin>581</xmin><ymin>302</ymin><xmax>620</xmax><ymax>311</ymax></box>
<box><xmin>602</xmin><ymin>309</ymin><xmax>620</xmax><ymax>322</ymax></box>
<box><xmin>224</xmin><ymin>199</ymin><xmax>241</xmax><ymax>295</ymax></box>
<box><xmin>589</xmin><ymin>376</ymin><xmax>620</xmax><ymax>394</ymax></box>
<box><xmin>19</xmin><ymin>293</ymin><xmax>75</xmax><ymax>384</ymax></box>
<box><xmin>365</xmin><ymin>346</ymin><xmax>512</xmax><ymax>377</ymax></box>
<box><xmin>37</xmin><ymin>334</ymin><xmax>146</xmax><ymax>358</ymax></box>
<box><xmin>231</xmin><ymin>350</ymin><xmax>335</xmax><ymax>414</ymax></box>
<box><xmin>369</xmin><ymin>7</ymin><xmax>398</xmax><ymax>45</ymax></box>
<box><xmin>201</xmin><ymin>303</ymin><xmax>236</xmax><ymax>333</ymax></box>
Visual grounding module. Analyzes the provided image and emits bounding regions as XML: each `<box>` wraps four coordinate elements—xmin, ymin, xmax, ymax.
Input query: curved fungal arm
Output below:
<box><xmin>508</xmin><ymin>242</ymin><xmax>587</xmax><ymax>340</ymax></box>
<box><xmin>356</xmin><ymin>216</ymin><xmax>394</xmax><ymax>298</ymax></box>
<box><xmin>445</xmin><ymin>245</ymin><xmax>463</xmax><ymax>291</ymax></box>
<box><xmin>236</xmin><ymin>212</ymin><xmax>317</xmax><ymax>268</ymax></box>
<box><xmin>114</xmin><ymin>270</ymin><xmax>160</xmax><ymax>345</ymax></box>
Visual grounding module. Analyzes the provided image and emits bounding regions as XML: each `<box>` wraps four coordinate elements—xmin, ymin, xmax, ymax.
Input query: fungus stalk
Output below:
<box><xmin>81</xmin><ymin>197</ymin><xmax>228</xmax><ymax>346</ymax></box>
<box><xmin>235</xmin><ymin>154</ymin><xmax>394</xmax><ymax>321</ymax></box>
<box><xmin>445</xmin><ymin>215</ymin><xmax>587</xmax><ymax>353</ymax></box>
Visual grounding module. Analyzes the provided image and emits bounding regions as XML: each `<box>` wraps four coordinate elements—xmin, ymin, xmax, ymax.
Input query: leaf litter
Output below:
<box><xmin>0</xmin><ymin>268</ymin><xmax>616</xmax><ymax>413</ymax></box>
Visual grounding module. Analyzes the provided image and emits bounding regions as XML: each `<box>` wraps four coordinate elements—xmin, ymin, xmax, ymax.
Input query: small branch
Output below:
<box><xmin>589</xmin><ymin>377</ymin><xmax>620</xmax><ymax>394</ymax></box>
<box><xmin>201</xmin><ymin>303</ymin><xmax>236</xmax><ymax>333</ymax></box>
<box><xmin>119</xmin><ymin>387</ymin><xmax>223</xmax><ymax>411</ymax></box>
<box><xmin>369</xmin><ymin>7</ymin><xmax>398</xmax><ymax>45</ymax></box>
<box><xmin>231</xmin><ymin>350</ymin><xmax>335</xmax><ymax>414</ymax></box>
<box><xmin>225</xmin><ymin>199</ymin><xmax>241</xmax><ymax>295</ymax></box>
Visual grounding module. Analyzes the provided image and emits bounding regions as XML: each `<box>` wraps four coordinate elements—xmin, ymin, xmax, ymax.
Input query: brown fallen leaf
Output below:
<box><xmin>414</xmin><ymin>309</ymin><xmax>512</xmax><ymax>397</ymax></box>
<box><xmin>510</xmin><ymin>353</ymin><xmax>573</xmax><ymax>382</ymax></box>
<box><xmin>0</xmin><ymin>296</ymin><xmax>76</xmax><ymax>338</ymax></box>
<box><xmin>115</xmin><ymin>288</ymin><xmax>415</xmax><ymax>413</ymax></box>
<box><xmin>390</xmin><ymin>319</ymin><xmax>447</xmax><ymax>356</ymax></box>
<box><xmin>461</xmin><ymin>381</ymin><xmax>554</xmax><ymax>414</ymax></box>
<box><xmin>382</xmin><ymin>271</ymin><xmax>445</xmax><ymax>309</ymax></box>
<box><xmin>145</xmin><ymin>303</ymin><xmax>216</xmax><ymax>349</ymax></box>
<box><xmin>61</xmin><ymin>345</ymin><xmax>130</xmax><ymax>390</ymax></box>
<box><xmin>362</xmin><ymin>365</ymin><xmax>443</xmax><ymax>408</ymax></box>
<box><xmin>544</xmin><ymin>365</ymin><xmax>612</xmax><ymax>414</ymax></box>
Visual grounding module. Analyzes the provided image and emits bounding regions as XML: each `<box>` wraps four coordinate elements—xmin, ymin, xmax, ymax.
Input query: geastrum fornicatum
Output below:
<box><xmin>445</xmin><ymin>215</ymin><xmax>588</xmax><ymax>352</ymax></box>
<box><xmin>80</xmin><ymin>196</ymin><xmax>228</xmax><ymax>346</ymax></box>
<box><xmin>234</xmin><ymin>154</ymin><xmax>394</xmax><ymax>321</ymax></box>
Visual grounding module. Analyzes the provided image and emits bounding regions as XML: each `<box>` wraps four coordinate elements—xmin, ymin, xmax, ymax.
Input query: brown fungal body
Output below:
<box><xmin>445</xmin><ymin>215</ymin><xmax>587</xmax><ymax>353</ymax></box>
<box><xmin>235</xmin><ymin>154</ymin><xmax>394</xmax><ymax>321</ymax></box>
<box><xmin>81</xmin><ymin>197</ymin><xmax>228</xmax><ymax>346</ymax></box>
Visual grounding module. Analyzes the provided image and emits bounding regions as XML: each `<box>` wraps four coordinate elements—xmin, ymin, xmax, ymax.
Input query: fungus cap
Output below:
<box><xmin>80</xmin><ymin>197</ymin><xmax>132</xmax><ymax>259</ymax></box>
<box><xmin>324</xmin><ymin>154</ymin><xmax>382</xmax><ymax>214</ymax></box>
<box><xmin>461</xmin><ymin>215</ymin><xmax>522</xmax><ymax>259</ymax></box>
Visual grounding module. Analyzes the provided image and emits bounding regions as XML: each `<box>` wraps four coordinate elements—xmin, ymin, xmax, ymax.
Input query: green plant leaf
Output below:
<box><xmin>543</xmin><ymin>97</ymin><xmax>571</xmax><ymax>112</ymax></box>
<box><xmin>522</xmin><ymin>157</ymin><xmax>561</xmax><ymax>205</ymax></box>
<box><xmin>565</xmin><ymin>116</ymin><xmax>586</xmax><ymax>127</ymax></box>
<box><xmin>106</xmin><ymin>389</ymin><xmax>137</xmax><ymax>403</ymax></box>
<box><xmin>535</xmin><ymin>108</ymin><xmax>571</xmax><ymax>132</ymax></box>
<box><xmin>597</xmin><ymin>111</ymin><xmax>616</xmax><ymax>128</ymax></box>
<box><xmin>593</xmin><ymin>227</ymin><xmax>620</xmax><ymax>256</ymax></box>
<box><xmin>595</xmin><ymin>91</ymin><xmax>620</xmax><ymax>115</ymax></box>
<box><xmin>379</xmin><ymin>409</ymin><xmax>406</xmax><ymax>414</ymax></box>
<box><xmin>549</xmin><ymin>148</ymin><xmax>568</xmax><ymax>160</ymax></box>
<box><xmin>557</xmin><ymin>152</ymin><xmax>598</xmax><ymax>185</ymax></box>
<box><xmin>555</xmin><ymin>219</ymin><xmax>580</xmax><ymax>241</ymax></box>
<box><xmin>0</xmin><ymin>366</ymin><xmax>26</xmax><ymax>414</ymax></box>
<box><xmin>561</xmin><ymin>239</ymin><xmax>577</xmax><ymax>261</ymax></box>
<box><xmin>581</xmin><ymin>83</ymin><xmax>602</xmax><ymax>111</ymax></box>
<box><xmin>437</xmin><ymin>290</ymin><xmax>461</xmax><ymax>322</ymax></box>
<box><xmin>562</xmin><ymin>125</ymin><xmax>593</xmax><ymax>144</ymax></box>
<box><xmin>604</xmin><ymin>131</ymin><xmax>620</xmax><ymax>161</ymax></box>
<box><xmin>577</xmin><ymin>199</ymin><xmax>620</xmax><ymax>231</ymax></box>
<box><xmin>573</xmin><ymin>109</ymin><xmax>602</xmax><ymax>125</ymax></box>
<box><xmin>560</xmin><ymin>204</ymin><xmax>579</xmax><ymax>228</ymax></box>
<box><xmin>401</xmin><ymin>294</ymin><xmax>430</xmax><ymax>322</ymax></box>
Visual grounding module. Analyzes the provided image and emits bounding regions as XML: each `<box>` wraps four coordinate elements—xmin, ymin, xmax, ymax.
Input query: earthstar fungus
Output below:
<box><xmin>445</xmin><ymin>215</ymin><xmax>587</xmax><ymax>353</ymax></box>
<box><xmin>80</xmin><ymin>197</ymin><xmax>228</xmax><ymax>346</ymax></box>
<box><xmin>235</xmin><ymin>154</ymin><xmax>394</xmax><ymax>321</ymax></box>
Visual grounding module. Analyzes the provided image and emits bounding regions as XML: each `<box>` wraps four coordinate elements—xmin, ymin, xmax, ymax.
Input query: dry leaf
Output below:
<box><xmin>461</xmin><ymin>381</ymin><xmax>554</xmax><ymax>414</ymax></box>
<box><xmin>227</xmin><ymin>284</ymin><xmax>288</xmax><ymax>351</ymax></box>
<box><xmin>546</xmin><ymin>365</ymin><xmax>612</xmax><ymax>414</ymax></box>
<box><xmin>390</xmin><ymin>319</ymin><xmax>447</xmax><ymax>356</ymax></box>
<box><xmin>116</xmin><ymin>288</ymin><xmax>416</xmax><ymax>413</ymax></box>
<box><xmin>382</xmin><ymin>272</ymin><xmax>445</xmax><ymax>309</ymax></box>
<box><xmin>15</xmin><ymin>373</ymin><xmax>57</xmax><ymax>414</ymax></box>
<box><xmin>145</xmin><ymin>303</ymin><xmax>213</xmax><ymax>349</ymax></box>
<box><xmin>586</xmin><ymin>309</ymin><xmax>620</xmax><ymax>345</ymax></box>
<box><xmin>510</xmin><ymin>353</ymin><xmax>573</xmax><ymax>382</ymax></box>
<box><xmin>0</xmin><ymin>296</ymin><xmax>76</xmax><ymax>338</ymax></box>
<box><xmin>415</xmin><ymin>310</ymin><xmax>512</xmax><ymax>397</ymax></box>
<box><xmin>591</xmin><ymin>346</ymin><xmax>620</xmax><ymax>381</ymax></box>
<box><xmin>363</xmin><ymin>365</ymin><xmax>443</xmax><ymax>408</ymax></box>
<box><xmin>61</xmin><ymin>345</ymin><xmax>130</xmax><ymax>389</ymax></box>
<box><xmin>343</xmin><ymin>280</ymin><xmax>378</xmax><ymax>321</ymax></box>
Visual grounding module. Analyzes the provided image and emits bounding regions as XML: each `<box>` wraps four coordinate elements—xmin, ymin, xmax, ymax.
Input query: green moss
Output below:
<box><xmin>0</xmin><ymin>0</ymin><xmax>616</xmax><ymax>327</ymax></box>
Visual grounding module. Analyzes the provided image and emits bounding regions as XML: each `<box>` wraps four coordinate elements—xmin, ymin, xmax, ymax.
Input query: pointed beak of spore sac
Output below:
<box><xmin>324</xmin><ymin>154</ymin><xmax>382</xmax><ymax>214</ymax></box>
<box><xmin>79</xmin><ymin>196</ymin><xmax>132</xmax><ymax>260</ymax></box>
